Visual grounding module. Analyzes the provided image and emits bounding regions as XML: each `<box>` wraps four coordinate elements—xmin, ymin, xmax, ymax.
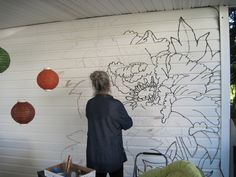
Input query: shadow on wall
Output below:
<box><xmin>0</xmin><ymin>139</ymin><xmax>33</xmax><ymax>177</ymax></box>
<box><xmin>0</xmin><ymin>137</ymin><xmax>58</xmax><ymax>177</ymax></box>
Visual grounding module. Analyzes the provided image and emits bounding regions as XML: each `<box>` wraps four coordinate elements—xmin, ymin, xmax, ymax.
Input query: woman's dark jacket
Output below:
<box><xmin>86</xmin><ymin>94</ymin><xmax>133</xmax><ymax>173</ymax></box>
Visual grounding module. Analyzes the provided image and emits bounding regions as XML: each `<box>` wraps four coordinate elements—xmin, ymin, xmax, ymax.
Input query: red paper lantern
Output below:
<box><xmin>11</xmin><ymin>101</ymin><xmax>35</xmax><ymax>124</ymax></box>
<box><xmin>37</xmin><ymin>68</ymin><xmax>59</xmax><ymax>91</ymax></box>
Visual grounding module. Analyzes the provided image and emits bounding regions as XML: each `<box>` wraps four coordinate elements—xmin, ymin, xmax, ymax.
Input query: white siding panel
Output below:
<box><xmin>0</xmin><ymin>7</ymin><xmax>225</xmax><ymax>177</ymax></box>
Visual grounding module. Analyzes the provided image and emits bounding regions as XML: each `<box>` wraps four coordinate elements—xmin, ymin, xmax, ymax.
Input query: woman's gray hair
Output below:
<box><xmin>90</xmin><ymin>71</ymin><xmax>110</xmax><ymax>94</ymax></box>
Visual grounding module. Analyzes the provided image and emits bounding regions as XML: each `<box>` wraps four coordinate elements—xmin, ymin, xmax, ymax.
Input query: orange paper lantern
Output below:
<box><xmin>11</xmin><ymin>101</ymin><xmax>35</xmax><ymax>124</ymax></box>
<box><xmin>37</xmin><ymin>68</ymin><xmax>59</xmax><ymax>91</ymax></box>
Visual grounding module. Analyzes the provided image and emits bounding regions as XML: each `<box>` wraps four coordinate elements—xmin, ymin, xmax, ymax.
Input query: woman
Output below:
<box><xmin>86</xmin><ymin>70</ymin><xmax>133</xmax><ymax>177</ymax></box>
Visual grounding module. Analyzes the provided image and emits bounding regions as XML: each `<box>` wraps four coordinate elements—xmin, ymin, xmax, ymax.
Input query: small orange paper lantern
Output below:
<box><xmin>11</xmin><ymin>101</ymin><xmax>35</xmax><ymax>124</ymax></box>
<box><xmin>37</xmin><ymin>68</ymin><xmax>59</xmax><ymax>91</ymax></box>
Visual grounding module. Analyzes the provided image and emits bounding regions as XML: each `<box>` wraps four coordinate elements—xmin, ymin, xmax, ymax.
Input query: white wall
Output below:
<box><xmin>0</xmin><ymin>7</ymin><xmax>227</xmax><ymax>177</ymax></box>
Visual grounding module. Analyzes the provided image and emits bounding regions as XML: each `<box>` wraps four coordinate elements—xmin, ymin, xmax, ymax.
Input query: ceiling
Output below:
<box><xmin>0</xmin><ymin>0</ymin><xmax>235</xmax><ymax>30</ymax></box>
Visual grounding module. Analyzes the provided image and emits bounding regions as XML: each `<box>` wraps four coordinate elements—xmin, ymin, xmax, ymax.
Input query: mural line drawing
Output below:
<box><xmin>62</xmin><ymin>17</ymin><xmax>221</xmax><ymax>177</ymax></box>
<box><xmin>107</xmin><ymin>17</ymin><xmax>221</xmax><ymax>177</ymax></box>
